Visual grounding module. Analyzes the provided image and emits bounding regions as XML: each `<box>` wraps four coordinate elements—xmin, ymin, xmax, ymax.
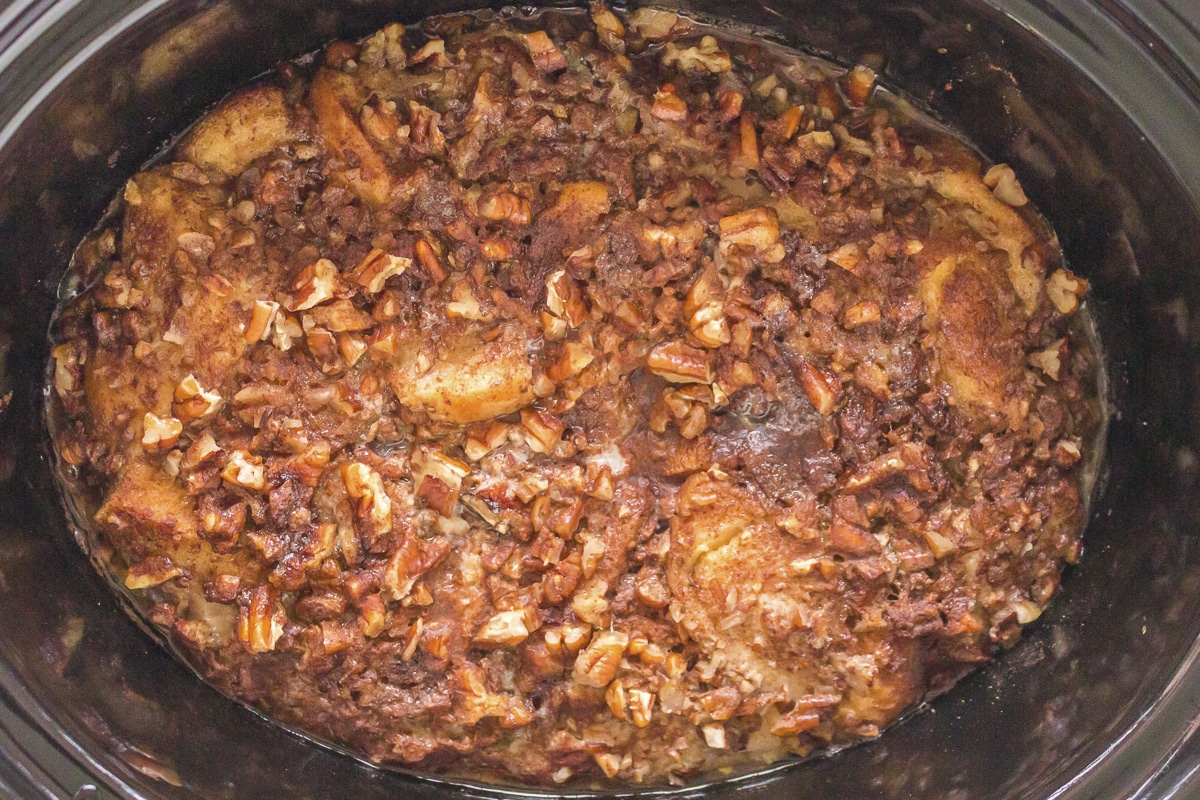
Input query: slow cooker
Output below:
<box><xmin>0</xmin><ymin>0</ymin><xmax>1198</xmax><ymax>797</ymax></box>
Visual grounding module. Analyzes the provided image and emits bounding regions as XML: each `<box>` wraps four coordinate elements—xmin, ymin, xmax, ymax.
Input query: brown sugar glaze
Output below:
<box><xmin>47</xmin><ymin>5</ymin><xmax>1104</xmax><ymax>787</ymax></box>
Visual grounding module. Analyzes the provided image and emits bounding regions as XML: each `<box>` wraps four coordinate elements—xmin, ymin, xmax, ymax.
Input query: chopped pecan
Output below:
<box><xmin>353</xmin><ymin>248</ymin><xmax>409</xmax><ymax>294</ymax></box>
<box><xmin>521</xmin><ymin>31</ymin><xmax>567</xmax><ymax>72</ymax></box>
<box><xmin>794</xmin><ymin>359</ymin><xmax>840</xmax><ymax>416</ymax></box>
<box><xmin>478</xmin><ymin>190</ymin><xmax>531</xmax><ymax>225</ymax></box>
<box><xmin>413</xmin><ymin>238</ymin><xmax>447</xmax><ymax>282</ymax></box>
<box><xmin>730</xmin><ymin>113</ymin><xmax>759</xmax><ymax>174</ymax></box>
<box><xmin>360</xmin><ymin>594</ymin><xmax>387</xmax><ymax>637</ymax></box>
<box><xmin>652</xmin><ymin>86</ymin><xmax>688</xmax><ymax>121</ymax></box>
<box><xmin>384</xmin><ymin>536</ymin><xmax>451</xmax><ymax>600</ymax></box>
<box><xmin>778</xmin><ymin>105</ymin><xmax>803</xmax><ymax>140</ymax></box>
<box><xmin>303</xmin><ymin>324</ymin><xmax>341</xmax><ymax>373</ymax></box>
<box><xmin>647</xmin><ymin>341</ymin><xmax>713</xmax><ymax>384</ymax></box>
<box><xmin>1046</xmin><ymin>269</ymin><xmax>1088</xmax><ymax>314</ymax></box>
<box><xmin>572</xmin><ymin>579</ymin><xmax>610</xmax><ymax>627</ymax></box>
<box><xmin>662</xmin><ymin>36</ymin><xmax>731</xmax><ymax>73</ymax></box>
<box><xmin>718</xmin><ymin>207</ymin><xmax>785</xmax><ymax>263</ymax></box>
<box><xmin>446</xmin><ymin>279</ymin><xmax>486</xmax><ymax>320</ymax></box>
<box><xmin>717</xmin><ymin>88</ymin><xmax>744</xmax><ymax>122</ymax></box>
<box><xmin>337</xmin><ymin>333</ymin><xmax>367</xmax><ymax>367</ymax></box>
<box><xmin>457</xmin><ymin>664</ymin><xmax>534</xmax><ymax>727</ymax></box>
<box><xmin>545</xmin><ymin>270</ymin><xmax>587</xmax><ymax>326</ymax></box>
<box><xmin>342</xmin><ymin>462</ymin><xmax>393</xmax><ymax>537</ymax></box>
<box><xmin>983</xmin><ymin>163</ymin><xmax>1029</xmax><ymax>207</ymax></box>
<box><xmin>174</xmin><ymin>374</ymin><xmax>222</xmax><ymax>421</ymax></box>
<box><xmin>238</xmin><ymin>585</ymin><xmax>284</xmax><ymax>653</ymax></box>
<box><xmin>271</xmin><ymin>313</ymin><xmax>303</xmax><ymax>351</ymax></box>
<box><xmin>464</xmin><ymin>422</ymin><xmax>509</xmax><ymax>461</ymax></box>
<box><xmin>924</xmin><ymin>529</ymin><xmax>958</xmax><ymax>559</ymax></box>
<box><xmin>221</xmin><ymin>450</ymin><xmax>266</xmax><ymax>491</ymax></box>
<box><xmin>412</xmin><ymin>447</ymin><xmax>470</xmax><ymax>517</ymax></box>
<box><xmin>843</xmin><ymin>301</ymin><xmax>881</xmax><ymax>328</ymax></box>
<box><xmin>685</xmin><ymin>274</ymin><xmax>730</xmax><ymax>348</ymax></box>
<box><xmin>829</xmin><ymin>519</ymin><xmax>881</xmax><ymax>556</ymax></box>
<box><xmin>401</xmin><ymin>617</ymin><xmax>425</xmax><ymax>661</ymax></box>
<box><xmin>840</xmin><ymin>64</ymin><xmax>877</xmax><ymax>106</ymax></box>
<box><xmin>125</xmin><ymin>556</ymin><xmax>185</xmax><ymax>590</ymax></box>
<box><xmin>573</xmin><ymin>629</ymin><xmax>628</xmax><ymax>688</ymax></box>
<box><xmin>288</xmin><ymin>258</ymin><xmax>339</xmax><ymax>312</ymax></box>
<box><xmin>322</xmin><ymin>621</ymin><xmax>356</xmax><ymax>655</ymax></box>
<box><xmin>141</xmin><ymin>412</ymin><xmax>182</xmax><ymax>451</ymax></box>
<box><xmin>771</xmin><ymin>707</ymin><xmax>821</xmax><ymax>735</ymax></box>
<box><xmin>244</xmin><ymin>300</ymin><xmax>280</xmax><ymax>343</ymax></box>
<box><xmin>605</xmin><ymin>678</ymin><xmax>627</xmax><ymax>719</ymax></box>
<box><xmin>474</xmin><ymin>609</ymin><xmax>535</xmax><ymax>648</ymax></box>
<box><xmin>182</xmin><ymin>434</ymin><xmax>221</xmax><ymax>471</ymax></box>
<box><xmin>177</xmin><ymin>231</ymin><xmax>216</xmax><ymax>263</ymax></box>
<box><xmin>827</xmin><ymin>242</ymin><xmax>863</xmax><ymax>274</ymax></box>
<box><xmin>479</xmin><ymin>238</ymin><xmax>512</xmax><ymax>261</ymax></box>
<box><xmin>547</xmin><ymin>338</ymin><xmax>595</xmax><ymax>381</ymax></box>
<box><xmin>628</xmin><ymin>689</ymin><xmax>655</xmax><ymax>728</ymax></box>
<box><xmin>52</xmin><ymin>343</ymin><xmax>80</xmax><ymax>396</ymax></box>
<box><xmin>640</xmin><ymin>219</ymin><xmax>706</xmax><ymax>259</ymax></box>
<box><xmin>410</xmin><ymin>38</ymin><xmax>446</xmax><ymax>66</ymax></box>
<box><xmin>1028</xmin><ymin>338</ymin><xmax>1066</xmax><ymax>380</ymax></box>
<box><xmin>702</xmin><ymin>723</ymin><xmax>727</xmax><ymax>749</ymax></box>
<box><xmin>521</xmin><ymin>408</ymin><xmax>565</xmax><ymax>453</ymax></box>
<box><xmin>408</xmin><ymin>101</ymin><xmax>447</xmax><ymax>155</ymax></box>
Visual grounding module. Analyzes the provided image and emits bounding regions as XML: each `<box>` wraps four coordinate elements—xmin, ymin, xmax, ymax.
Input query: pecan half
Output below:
<box><xmin>646</xmin><ymin>341</ymin><xmax>713</xmax><ymax>384</ymax></box>
<box><xmin>573</xmin><ymin>630</ymin><xmax>628</xmax><ymax>688</ymax></box>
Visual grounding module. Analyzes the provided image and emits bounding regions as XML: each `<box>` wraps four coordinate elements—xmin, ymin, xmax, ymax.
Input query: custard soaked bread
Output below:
<box><xmin>49</xmin><ymin>6</ymin><xmax>1100</xmax><ymax>785</ymax></box>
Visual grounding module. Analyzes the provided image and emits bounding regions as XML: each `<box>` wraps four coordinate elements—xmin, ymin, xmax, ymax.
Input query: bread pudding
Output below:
<box><xmin>47</xmin><ymin>5</ymin><xmax>1101</xmax><ymax>786</ymax></box>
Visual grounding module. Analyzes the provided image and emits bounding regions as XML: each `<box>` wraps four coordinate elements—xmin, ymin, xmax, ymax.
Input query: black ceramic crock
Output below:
<box><xmin>0</xmin><ymin>0</ymin><xmax>1198</xmax><ymax>797</ymax></box>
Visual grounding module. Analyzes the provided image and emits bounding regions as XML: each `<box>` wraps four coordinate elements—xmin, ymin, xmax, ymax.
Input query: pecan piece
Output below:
<box><xmin>840</xmin><ymin>64</ymin><xmax>877</xmax><ymax>106</ymax></box>
<box><xmin>141</xmin><ymin>412</ymin><xmax>182</xmax><ymax>451</ymax></box>
<box><xmin>646</xmin><ymin>341</ymin><xmax>713</xmax><ymax>384</ymax></box>
<box><xmin>174</xmin><ymin>374</ymin><xmax>222</xmax><ymax>421</ymax></box>
<box><xmin>474</xmin><ymin>609</ymin><xmax>535</xmax><ymax>648</ymax></box>
<box><xmin>842</xmin><ymin>301</ymin><xmax>881</xmax><ymax>328</ymax></box>
<box><xmin>478</xmin><ymin>190</ymin><xmax>531</xmax><ymax>225</ymax></box>
<box><xmin>125</xmin><ymin>556</ymin><xmax>184</xmax><ymax>590</ymax></box>
<box><xmin>662</xmin><ymin>36</ymin><xmax>731</xmax><ymax>73</ymax></box>
<box><xmin>573</xmin><ymin>630</ymin><xmax>628</xmax><ymax>688</ymax></box>
<box><xmin>237</xmin><ymin>585</ymin><xmax>284</xmax><ymax>653</ymax></box>
<box><xmin>521</xmin><ymin>31</ymin><xmax>567</xmax><ymax>72</ymax></box>
<box><xmin>383</xmin><ymin>536</ymin><xmax>451</xmax><ymax>600</ymax></box>
<box><xmin>412</xmin><ymin>447</ymin><xmax>470</xmax><ymax>517</ymax></box>
<box><xmin>342</xmin><ymin>462</ymin><xmax>393</xmax><ymax>538</ymax></box>
<box><xmin>794</xmin><ymin>359</ymin><xmax>840</xmax><ymax>416</ymax></box>
<box><xmin>521</xmin><ymin>408</ymin><xmax>565</xmax><ymax>453</ymax></box>
<box><xmin>547</xmin><ymin>338</ymin><xmax>595</xmax><ymax>381</ymax></box>
<box><xmin>652</xmin><ymin>86</ymin><xmax>688</xmax><ymax>121</ymax></box>
<box><xmin>221</xmin><ymin>450</ymin><xmax>266</xmax><ymax>491</ymax></box>
<box><xmin>983</xmin><ymin>163</ymin><xmax>1029</xmax><ymax>207</ymax></box>
<box><xmin>718</xmin><ymin>207</ymin><xmax>785</xmax><ymax>262</ymax></box>
<box><xmin>244</xmin><ymin>300</ymin><xmax>280</xmax><ymax>343</ymax></box>
<box><xmin>1046</xmin><ymin>269</ymin><xmax>1088</xmax><ymax>314</ymax></box>
<box><xmin>353</xmin><ymin>248</ymin><xmax>409</xmax><ymax>294</ymax></box>
<box><xmin>287</xmin><ymin>258</ymin><xmax>338</xmax><ymax>312</ymax></box>
<box><xmin>446</xmin><ymin>279</ymin><xmax>486</xmax><ymax>320</ymax></box>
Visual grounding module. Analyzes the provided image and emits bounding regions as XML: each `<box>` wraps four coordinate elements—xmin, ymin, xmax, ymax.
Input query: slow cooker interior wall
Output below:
<box><xmin>0</xmin><ymin>0</ymin><xmax>1196</xmax><ymax>798</ymax></box>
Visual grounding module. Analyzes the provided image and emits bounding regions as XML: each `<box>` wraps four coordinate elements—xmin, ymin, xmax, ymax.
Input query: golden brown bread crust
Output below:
<box><xmin>49</xmin><ymin>6</ymin><xmax>1100</xmax><ymax>786</ymax></box>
